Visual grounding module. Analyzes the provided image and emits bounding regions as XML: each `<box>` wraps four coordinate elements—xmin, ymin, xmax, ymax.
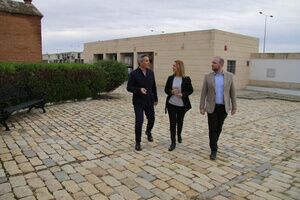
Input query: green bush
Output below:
<box><xmin>0</xmin><ymin>61</ymin><xmax>127</xmax><ymax>103</ymax></box>
<box><xmin>94</xmin><ymin>60</ymin><xmax>128</xmax><ymax>92</ymax></box>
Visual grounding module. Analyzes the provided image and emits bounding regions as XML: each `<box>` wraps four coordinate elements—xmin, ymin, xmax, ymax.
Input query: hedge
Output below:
<box><xmin>0</xmin><ymin>60</ymin><xmax>128</xmax><ymax>103</ymax></box>
<box><xmin>94</xmin><ymin>60</ymin><xmax>128</xmax><ymax>92</ymax></box>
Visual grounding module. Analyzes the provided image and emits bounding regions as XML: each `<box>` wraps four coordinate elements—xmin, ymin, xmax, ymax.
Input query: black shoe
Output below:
<box><xmin>210</xmin><ymin>151</ymin><xmax>217</xmax><ymax>160</ymax></box>
<box><xmin>168</xmin><ymin>143</ymin><xmax>176</xmax><ymax>151</ymax></box>
<box><xmin>178</xmin><ymin>137</ymin><xmax>182</xmax><ymax>143</ymax></box>
<box><xmin>146</xmin><ymin>132</ymin><xmax>153</xmax><ymax>142</ymax></box>
<box><xmin>135</xmin><ymin>144</ymin><xmax>142</xmax><ymax>151</ymax></box>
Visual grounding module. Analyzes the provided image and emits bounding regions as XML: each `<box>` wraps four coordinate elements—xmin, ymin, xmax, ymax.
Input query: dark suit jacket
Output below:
<box><xmin>127</xmin><ymin>67</ymin><xmax>158</xmax><ymax>105</ymax></box>
<box><xmin>164</xmin><ymin>75</ymin><xmax>193</xmax><ymax>113</ymax></box>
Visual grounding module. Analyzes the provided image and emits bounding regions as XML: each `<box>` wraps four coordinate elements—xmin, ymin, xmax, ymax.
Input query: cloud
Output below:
<box><xmin>29</xmin><ymin>0</ymin><xmax>300</xmax><ymax>53</ymax></box>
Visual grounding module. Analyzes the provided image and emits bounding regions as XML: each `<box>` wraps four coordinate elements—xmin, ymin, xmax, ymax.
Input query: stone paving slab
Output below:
<box><xmin>0</xmin><ymin>85</ymin><xmax>300</xmax><ymax>200</ymax></box>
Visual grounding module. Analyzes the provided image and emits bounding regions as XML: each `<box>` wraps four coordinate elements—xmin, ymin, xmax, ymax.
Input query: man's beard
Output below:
<box><xmin>212</xmin><ymin>67</ymin><xmax>219</xmax><ymax>72</ymax></box>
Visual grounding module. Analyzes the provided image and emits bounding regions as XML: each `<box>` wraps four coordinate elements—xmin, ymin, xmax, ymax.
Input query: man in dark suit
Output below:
<box><xmin>127</xmin><ymin>55</ymin><xmax>158</xmax><ymax>151</ymax></box>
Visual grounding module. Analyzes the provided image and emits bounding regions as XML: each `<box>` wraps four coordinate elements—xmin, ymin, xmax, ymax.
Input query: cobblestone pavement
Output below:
<box><xmin>1</xmin><ymin>85</ymin><xmax>300</xmax><ymax>200</ymax></box>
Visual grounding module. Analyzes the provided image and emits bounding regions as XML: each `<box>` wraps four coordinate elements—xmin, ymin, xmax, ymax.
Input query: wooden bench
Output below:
<box><xmin>0</xmin><ymin>86</ymin><xmax>46</xmax><ymax>131</ymax></box>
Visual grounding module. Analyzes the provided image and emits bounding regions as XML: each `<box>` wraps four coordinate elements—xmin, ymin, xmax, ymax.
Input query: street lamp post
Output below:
<box><xmin>259</xmin><ymin>11</ymin><xmax>273</xmax><ymax>53</ymax></box>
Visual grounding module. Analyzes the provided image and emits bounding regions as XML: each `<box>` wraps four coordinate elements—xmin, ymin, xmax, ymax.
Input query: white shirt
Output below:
<box><xmin>169</xmin><ymin>76</ymin><xmax>184</xmax><ymax>107</ymax></box>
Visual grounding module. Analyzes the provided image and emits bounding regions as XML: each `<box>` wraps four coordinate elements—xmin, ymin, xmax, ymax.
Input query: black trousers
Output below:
<box><xmin>167</xmin><ymin>103</ymin><xmax>186</xmax><ymax>144</ymax></box>
<box><xmin>133</xmin><ymin>104</ymin><xmax>155</xmax><ymax>144</ymax></box>
<box><xmin>207</xmin><ymin>104</ymin><xmax>227</xmax><ymax>152</ymax></box>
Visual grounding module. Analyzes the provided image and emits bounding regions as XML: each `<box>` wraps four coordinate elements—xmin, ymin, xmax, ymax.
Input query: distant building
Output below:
<box><xmin>83</xmin><ymin>29</ymin><xmax>259</xmax><ymax>89</ymax></box>
<box><xmin>42</xmin><ymin>52</ymin><xmax>84</xmax><ymax>64</ymax></box>
<box><xmin>0</xmin><ymin>0</ymin><xmax>43</xmax><ymax>62</ymax></box>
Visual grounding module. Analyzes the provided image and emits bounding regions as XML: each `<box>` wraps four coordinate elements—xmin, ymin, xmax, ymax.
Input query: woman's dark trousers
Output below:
<box><xmin>167</xmin><ymin>103</ymin><xmax>186</xmax><ymax>144</ymax></box>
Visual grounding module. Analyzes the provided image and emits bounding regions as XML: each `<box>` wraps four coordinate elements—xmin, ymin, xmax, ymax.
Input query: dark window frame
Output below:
<box><xmin>227</xmin><ymin>60</ymin><xmax>236</xmax><ymax>74</ymax></box>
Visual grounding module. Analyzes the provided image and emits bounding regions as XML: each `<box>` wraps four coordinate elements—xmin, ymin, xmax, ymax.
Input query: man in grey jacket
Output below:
<box><xmin>200</xmin><ymin>56</ymin><xmax>237</xmax><ymax>160</ymax></box>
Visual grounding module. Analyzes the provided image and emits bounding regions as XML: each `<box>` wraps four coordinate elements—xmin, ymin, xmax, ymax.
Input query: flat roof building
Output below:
<box><xmin>42</xmin><ymin>52</ymin><xmax>84</xmax><ymax>64</ymax></box>
<box><xmin>83</xmin><ymin>29</ymin><xmax>259</xmax><ymax>89</ymax></box>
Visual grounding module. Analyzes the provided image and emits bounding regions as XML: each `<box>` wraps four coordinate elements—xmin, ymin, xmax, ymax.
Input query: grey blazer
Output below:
<box><xmin>200</xmin><ymin>71</ymin><xmax>237</xmax><ymax>114</ymax></box>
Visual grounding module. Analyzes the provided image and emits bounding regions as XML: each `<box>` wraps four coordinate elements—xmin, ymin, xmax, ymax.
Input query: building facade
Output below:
<box><xmin>83</xmin><ymin>29</ymin><xmax>259</xmax><ymax>89</ymax></box>
<box><xmin>0</xmin><ymin>0</ymin><xmax>43</xmax><ymax>63</ymax></box>
<box><xmin>249</xmin><ymin>53</ymin><xmax>300</xmax><ymax>89</ymax></box>
<box><xmin>42</xmin><ymin>52</ymin><xmax>84</xmax><ymax>64</ymax></box>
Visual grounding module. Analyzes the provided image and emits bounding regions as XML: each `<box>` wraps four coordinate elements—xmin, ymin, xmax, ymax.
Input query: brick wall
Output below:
<box><xmin>0</xmin><ymin>12</ymin><xmax>42</xmax><ymax>63</ymax></box>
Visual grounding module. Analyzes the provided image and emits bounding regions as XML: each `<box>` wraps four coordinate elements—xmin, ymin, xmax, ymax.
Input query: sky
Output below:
<box><xmin>16</xmin><ymin>0</ymin><xmax>300</xmax><ymax>54</ymax></box>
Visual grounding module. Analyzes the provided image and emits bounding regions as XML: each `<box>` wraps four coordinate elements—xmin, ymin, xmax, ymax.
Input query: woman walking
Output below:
<box><xmin>164</xmin><ymin>60</ymin><xmax>193</xmax><ymax>151</ymax></box>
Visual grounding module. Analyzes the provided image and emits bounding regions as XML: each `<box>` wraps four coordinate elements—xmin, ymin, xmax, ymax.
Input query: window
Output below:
<box><xmin>94</xmin><ymin>54</ymin><xmax>103</xmax><ymax>62</ymax></box>
<box><xmin>246</xmin><ymin>61</ymin><xmax>250</xmax><ymax>67</ymax></box>
<box><xmin>107</xmin><ymin>53</ymin><xmax>117</xmax><ymax>61</ymax></box>
<box><xmin>227</xmin><ymin>60</ymin><xmax>236</xmax><ymax>74</ymax></box>
<box><xmin>124</xmin><ymin>56</ymin><xmax>133</xmax><ymax>66</ymax></box>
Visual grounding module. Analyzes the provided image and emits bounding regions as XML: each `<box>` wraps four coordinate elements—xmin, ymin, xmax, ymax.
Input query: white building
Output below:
<box><xmin>249</xmin><ymin>53</ymin><xmax>300</xmax><ymax>90</ymax></box>
<box><xmin>43</xmin><ymin>52</ymin><xmax>84</xmax><ymax>64</ymax></box>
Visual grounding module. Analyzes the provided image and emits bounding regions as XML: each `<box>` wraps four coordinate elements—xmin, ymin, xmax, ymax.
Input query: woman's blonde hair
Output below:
<box><xmin>174</xmin><ymin>60</ymin><xmax>185</xmax><ymax>77</ymax></box>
